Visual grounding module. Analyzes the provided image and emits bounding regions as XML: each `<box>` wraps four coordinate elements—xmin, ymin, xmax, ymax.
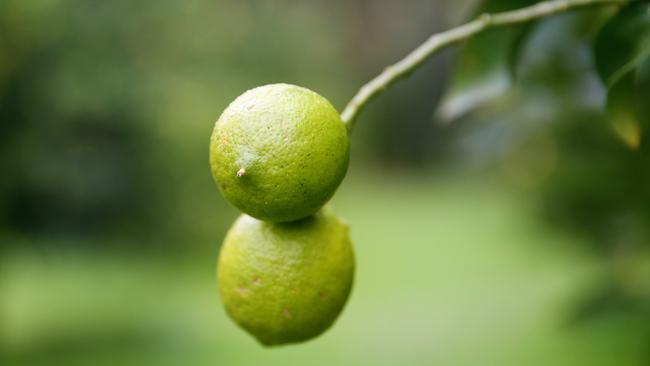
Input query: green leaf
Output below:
<box><xmin>607</xmin><ymin>72</ymin><xmax>643</xmax><ymax>149</ymax></box>
<box><xmin>594</xmin><ymin>2</ymin><xmax>650</xmax><ymax>87</ymax></box>
<box><xmin>595</xmin><ymin>2</ymin><xmax>650</xmax><ymax>149</ymax></box>
<box><xmin>437</xmin><ymin>0</ymin><xmax>537</xmax><ymax>121</ymax></box>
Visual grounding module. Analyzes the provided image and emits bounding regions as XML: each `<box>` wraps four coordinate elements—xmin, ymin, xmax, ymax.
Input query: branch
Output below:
<box><xmin>340</xmin><ymin>0</ymin><xmax>629</xmax><ymax>132</ymax></box>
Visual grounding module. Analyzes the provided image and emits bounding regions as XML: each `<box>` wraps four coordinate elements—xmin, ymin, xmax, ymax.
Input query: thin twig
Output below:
<box><xmin>341</xmin><ymin>0</ymin><xmax>628</xmax><ymax>132</ymax></box>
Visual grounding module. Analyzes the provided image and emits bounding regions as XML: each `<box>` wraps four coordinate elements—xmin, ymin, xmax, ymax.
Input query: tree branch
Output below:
<box><xmin>340</xmin><ymin>0</ymin><xmax>629</xmax><ymax>132</ymax></box>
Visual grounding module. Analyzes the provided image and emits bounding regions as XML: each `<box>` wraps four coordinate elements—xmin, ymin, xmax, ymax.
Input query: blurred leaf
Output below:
<box><xmin>437</xmin><ymin>0</ymin><xmax>537</xmax><ymax>121</ymax></box>
<box><xmin>606</xmin><ymin>72</ymin><xmax>643</xmax><ymax>149</ymax></box>
<box><xmin>595</xmin><ymin>2</ymin><xmax>650</xmax><ymax>148</ymax></box>
<box><xmin>594</xmin><ymin>2</ymin><xmax>650</xmax><ymax>87</ymax></box>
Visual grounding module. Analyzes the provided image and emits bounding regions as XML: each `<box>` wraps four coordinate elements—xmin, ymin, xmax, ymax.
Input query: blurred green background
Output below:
<box><xmin>2</xmin><ymin>0</ymin><xmax>650</xmax><ymax>365</ymax></box>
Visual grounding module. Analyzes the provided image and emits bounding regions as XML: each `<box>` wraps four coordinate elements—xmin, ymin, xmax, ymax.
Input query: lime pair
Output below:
<box><xmin>210</xmin><ymin>84</ymin><xmax>355</xmax><ymax>346</ymax></box>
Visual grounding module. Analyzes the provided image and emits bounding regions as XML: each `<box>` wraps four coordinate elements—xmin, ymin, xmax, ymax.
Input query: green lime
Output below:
<box><xmin>210</xmin><ymin>83</ymin><xmax>349</xmax><ymax>222</ymax></box>
<box><xmin>217</xmin><ymin>210</ymin><xmax>355</xmax><ymax>346</ymax></box>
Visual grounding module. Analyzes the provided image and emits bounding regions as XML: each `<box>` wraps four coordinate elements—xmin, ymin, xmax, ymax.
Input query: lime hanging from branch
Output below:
<box><xmin>210</xmin><ymin>83</ymin><xmax>350</xmax><ymax>223</ymax></box>
<box><xmin>217</xmin><ymin>210</ymin><xmax>355</xmax><ymax>346</ymax></box>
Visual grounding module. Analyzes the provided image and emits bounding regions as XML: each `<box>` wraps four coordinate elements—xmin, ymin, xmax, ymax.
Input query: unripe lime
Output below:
<box><xmin>217</xmin><ymin>210</ymin><xmax>355</xmax><ymax>346</ymax></box>
<box><xmin>210</xmin><ymin>84</ymin><xmax>349</xmax><ymax>222</ymax></box>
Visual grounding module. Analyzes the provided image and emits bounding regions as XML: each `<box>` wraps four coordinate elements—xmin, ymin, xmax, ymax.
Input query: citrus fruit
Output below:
<box><xmin>217</xmin><ymin>210</ymin><xmax>355</xmax><ymax>346</ymax></box>
<box><xmin>209</xmin><ymin>83</ymin><xmax>349</xmax><ymax>222</ymax></box>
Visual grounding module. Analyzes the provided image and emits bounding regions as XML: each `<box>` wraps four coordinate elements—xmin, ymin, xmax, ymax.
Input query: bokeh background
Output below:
<box><xmin>2</xmin><ymin>0</ymin><xmax>650</xmax><ymax>365</ymax></box>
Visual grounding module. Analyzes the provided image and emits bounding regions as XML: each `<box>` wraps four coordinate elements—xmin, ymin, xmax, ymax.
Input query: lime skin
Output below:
<box><xmin>210</xmin><ymin>83</ymin><xmax>349</xmax><ymax>223</ymax></box>
<box><xmin>217</xmin><ymin>210</ymin><xmax>355</xmax><ymax>346</ymax></box>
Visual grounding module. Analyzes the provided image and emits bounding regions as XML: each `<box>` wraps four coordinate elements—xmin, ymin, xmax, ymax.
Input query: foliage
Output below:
<box><xmin>438</xmin><ymin>0</ymin><xmax>538</xmax><ymax>120</ymax></box>
<box><xmin>595</xmin><ymin>2</ymin><xmax>650</xmax><ymax>148</ymax></box>
<box><xmin>443</xmin><ymin>0</ymin><xmax>650</xmax><ymax>352</ymax></box>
